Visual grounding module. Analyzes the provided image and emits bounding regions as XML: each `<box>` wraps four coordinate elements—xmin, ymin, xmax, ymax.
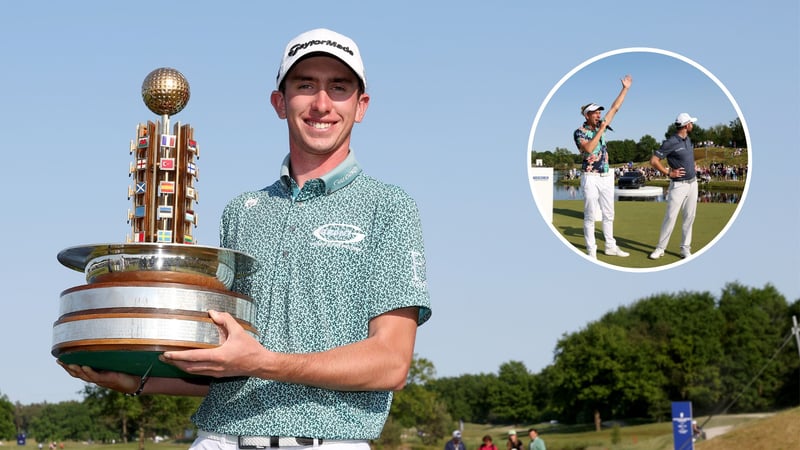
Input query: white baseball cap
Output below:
<box><xmin>276</xmin><ymin>28</ymin><xmax>367</xmax><ymax>90</ymax></box>
<box><xmin>581</xmin><ymin>103</ymin><xmax>604</xmax><ymax>116</ymax></box>
<box><xmin>675</xmin><ymin>112</ymin><xmax>698</xmax><ymax>127</ymax></box>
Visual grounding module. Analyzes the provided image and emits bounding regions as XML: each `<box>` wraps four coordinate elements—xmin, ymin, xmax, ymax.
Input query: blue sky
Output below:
<box><xmin>530</xmin><ymin>49</ymin><xmax>741</xmax><ymax>153</ymax></box>
<box><xmin>1</xmin><ymin>2</ymin><xmax>798</xmax><ymax>405</ymax></box>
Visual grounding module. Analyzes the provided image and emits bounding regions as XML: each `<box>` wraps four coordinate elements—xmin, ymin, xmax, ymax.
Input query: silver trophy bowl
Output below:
<box><xmin>57</xmin><ymin>243</ymin><xmax>258</xmax><ymax>290</ymax></box>
<box><xmin>54</xmin><ymin>243</ymin><xmax>260</xmax><ymax>378</ymax></box>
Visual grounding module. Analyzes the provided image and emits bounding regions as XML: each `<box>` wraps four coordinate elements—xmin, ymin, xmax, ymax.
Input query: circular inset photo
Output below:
<box><xmin>527</xmin><ymin>48</ymin><xmax>750</xmax><ymax>272</ymax></box>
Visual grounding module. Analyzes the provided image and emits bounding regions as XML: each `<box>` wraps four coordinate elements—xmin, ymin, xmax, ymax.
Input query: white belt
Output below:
<box><xmin>199</xmin><ymin>430</ymin><xmax>365</xmax><ymax>448</ymax></box>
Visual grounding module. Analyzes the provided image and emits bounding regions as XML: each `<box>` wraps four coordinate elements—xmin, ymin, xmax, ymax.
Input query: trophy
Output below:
<box><xmin>53</xmin><ymin>68</ymin><xmax>259</xmax><ymax>378</ymax></box>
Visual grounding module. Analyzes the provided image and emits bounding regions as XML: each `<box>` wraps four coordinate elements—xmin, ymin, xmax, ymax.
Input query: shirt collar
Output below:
<box><xmin>280</xmin><ymin>150</ymin><xmax>363</xmax><ymax>197</ymax></box>
<box><xmin>582</xmin><ymin>121</ymin><xmax>600</xmax><ymax>132</ymax></box>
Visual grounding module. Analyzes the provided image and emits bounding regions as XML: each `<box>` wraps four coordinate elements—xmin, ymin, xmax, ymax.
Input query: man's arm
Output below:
<box><xmin>604</xmin><ymin>74</ymin><xmax>632</xmax><ymax>124</ymax></box>
<box><xmin>160</xmin><ymin>307</ymin><xmax>420</xmax><ymax>391</ymax></box>
<box><xmin>650</xmin><ymin>154</ymin><xmax>669</xmax><ymax>177</ymax></box>
<box><xmin>578</xmin><ymin>75</ymin><xmax>632</xmax><ymax>155</ymax></box>
<box><xmin>650</xmin><ymin>151</ymin><xmax>686</xmax><ymax>179</ymax></box>
<box><xmin>577</xmin><ymin>127</ymin><xmax>601</xmax><ymax>156</ymax></box>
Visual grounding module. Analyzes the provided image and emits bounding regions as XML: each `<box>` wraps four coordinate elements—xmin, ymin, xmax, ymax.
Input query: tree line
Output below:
<box><xmin>2</xmin><ymin>282</ymin><xmax>797</xmax><ymax>446</ymax></box>
<box><xmin>2</xmin><ymin>386</ymin><xmax>201</xmax><ymax>446</ymax></box>
<box><xmin>418</xmin><ymin>282</ymin><xmax>798</xmax><ymax>434</ymax></box>
<box><xmin>531</xmin><ymin>117</ymin><xmax>746</xmax><ymax>169</ymax></box>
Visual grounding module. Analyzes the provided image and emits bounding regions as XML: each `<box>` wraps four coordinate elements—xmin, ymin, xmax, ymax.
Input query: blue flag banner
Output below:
<box><xmin>671</xmin><ymin>401</ymin><xmax>693</xmax><ymax>450</ymax></box>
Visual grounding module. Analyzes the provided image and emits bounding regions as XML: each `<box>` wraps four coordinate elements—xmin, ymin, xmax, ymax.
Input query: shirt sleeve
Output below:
<box><xmin>573</xmin><ymin>128</ymin><xmax>586</xmax><ymax>151</ymax></box>
<box><xmin>365</xmin><ymin>189</ymin><xmax>432</xmax><ymax>325</ymax></box>
<box><xmin>654</xmin><ymin>138</ymin><xmax>675</xmax><ymax>159</ymax></box>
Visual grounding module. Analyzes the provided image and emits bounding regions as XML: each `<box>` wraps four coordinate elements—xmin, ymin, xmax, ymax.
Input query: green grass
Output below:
<box><xmin>423</xmin><ymin>410</ymin><xmax>796</xmax><ymax>450</ymax></box>
<box><xmin>552</xmin><ymin>200</ymin><xmax>739</xmax><ymax>269</ymax></box>
<box><xmin>12</xmin><ymin>410</ymin><xmax>797</xmax><ymax>450</ymax></box>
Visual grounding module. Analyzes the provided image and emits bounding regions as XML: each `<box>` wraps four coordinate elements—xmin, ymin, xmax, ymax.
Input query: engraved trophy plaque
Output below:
<box><xmin>53</xmin><ymin>68</ymin><xmax>259</xmax><ymax>378</ymax></box>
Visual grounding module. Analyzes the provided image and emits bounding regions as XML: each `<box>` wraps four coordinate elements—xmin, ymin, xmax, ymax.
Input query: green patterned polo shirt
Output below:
<box><xmin>191</xmin><ymin>151</ymin><xmax>432</xmax><ymax>439</ymax></box>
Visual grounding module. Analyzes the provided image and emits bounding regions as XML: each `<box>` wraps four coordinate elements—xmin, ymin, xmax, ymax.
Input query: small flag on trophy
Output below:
<box><xmin>159</xmin><ymin>181</ymin><xmax>175</xmax><ymax>195</ymax></box>
<box><xmin>160</xmin><ymin>158</ymin><xmax>175</xmax><ymax>170</ymax></box>
<box><xmin>156</xmin><ymin>229</ymin><xmax>173</xmax><ymax>243</ymax></box>
<box><xmin>158</xmin><ymin>205</ymin><xmax>173</xmax><ymax>219</ymax></box>
<box><xmin>160</xmin><ymin>134</ymin><xmax>176</xmax><ymax>148</ymax></box>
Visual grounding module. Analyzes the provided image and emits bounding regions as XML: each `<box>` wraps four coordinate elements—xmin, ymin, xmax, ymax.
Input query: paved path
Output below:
<box><xmin>700</xmin><ymin>413</ymin><xmax>774</xmax><ymax>440</ymax></box>
<box><xmin>703</xmin><ymin>425</ymin><xmax>732</xmax><ymax>439</ymax></box>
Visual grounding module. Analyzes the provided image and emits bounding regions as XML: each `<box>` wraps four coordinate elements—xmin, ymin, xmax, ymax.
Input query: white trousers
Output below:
<box><xmin>581</xmin><ymin>173</ymin><xmax>616</xmax><ymax>251</ymax></box>
<box><xmin>655</xmin><ymin>179</ymin><xmax>698</xmax><ymax>251</ymax></box>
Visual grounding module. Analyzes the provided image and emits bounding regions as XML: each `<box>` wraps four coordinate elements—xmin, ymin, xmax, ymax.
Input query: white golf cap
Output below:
<box><xmin>276</xmin><ymin>28</ymin><xmax>366</xmax><ymax>90</ymax></box>
<box><xmin>581</xmin><ymin>103</ymin><xmax>604</xmax><ymax>116</ymax></box>
<box><xmin>675</xmin><ymin>112</ymin><xmax>698</xmax><ymax>126</ymax></box>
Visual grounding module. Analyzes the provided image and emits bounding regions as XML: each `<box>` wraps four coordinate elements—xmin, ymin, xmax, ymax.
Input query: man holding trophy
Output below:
<box><xmin>60</xmin><ymin>28</ymin><xmax>432</xmax><ymax>448</ymax></box>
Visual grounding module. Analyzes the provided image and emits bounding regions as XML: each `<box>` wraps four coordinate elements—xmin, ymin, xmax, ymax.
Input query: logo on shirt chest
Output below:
<box><xmin>312</xmin><ymin>223</ymin><xmax>366</xmax><ymax>251</ymax></box>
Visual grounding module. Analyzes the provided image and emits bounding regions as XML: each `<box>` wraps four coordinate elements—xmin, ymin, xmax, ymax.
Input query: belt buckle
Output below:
<box><xmin>238</xmin><ymin>436</ymin><xmax>270</xmax><ymax>449</ymax></box>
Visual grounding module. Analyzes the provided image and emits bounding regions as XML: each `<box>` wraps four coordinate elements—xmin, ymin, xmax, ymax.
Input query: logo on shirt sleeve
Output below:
<box><xmin>410</xmin><ymin>250</ymin><xmax>428</xmax><ymax>290</ymax></box>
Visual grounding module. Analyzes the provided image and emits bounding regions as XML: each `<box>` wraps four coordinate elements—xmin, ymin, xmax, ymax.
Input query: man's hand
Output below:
<box><xmin>621</xmin><ymin>74</ymin><xmax>632</xmax><ymax>89</ymax></box>
<box><xmin>162</xmin><ymin>307</ymin><xmax>419</xmax><ymax>392</ymax></box>
<box><xmin>159</xmin><ymin>310</ymin><xmax>267</xmax><ymax>378</ymax></box>
<box><xmin>58</xmin><ymin>360</ymin><xmax>141</xmax><ymax>394</ymax></box>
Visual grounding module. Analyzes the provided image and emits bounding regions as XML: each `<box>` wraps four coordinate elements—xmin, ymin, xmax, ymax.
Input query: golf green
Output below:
<box><xmin>550</xmin><ymin>200</ymin><xmax>740</xmax><ymax>269</ymax></box>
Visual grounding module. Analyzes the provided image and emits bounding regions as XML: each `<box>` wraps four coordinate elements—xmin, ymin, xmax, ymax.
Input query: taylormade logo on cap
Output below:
<box><xmin>276</xmin><ymin>28</ymin><xmax>367</xmax><ymax>90</ymax></box>
<box><xmin>288</xmin><ymin>39</ymin><xmax>354</xmax><ymax>58</ymax></box>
